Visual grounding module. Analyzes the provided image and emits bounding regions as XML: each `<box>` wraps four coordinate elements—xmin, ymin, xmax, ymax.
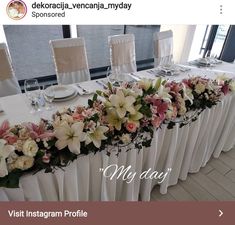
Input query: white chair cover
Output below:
<box><xmin>153</xmin><ymin>30</ymin><xmax>173</xmax><ymax>67</ymax></box>
<box><xmin>50</xmin><ymin>38</ymin><xmax>91</xmax><ymax>85</ymax></box>
<box><xmin>0</xmin><ymin>43</ymin><xmax>21</xmax><ymax>97</ymax></box>
<box><xmin>108</xmin><ymin>34</ymin><xmax>137</xmax><ymax>74</ymax></box>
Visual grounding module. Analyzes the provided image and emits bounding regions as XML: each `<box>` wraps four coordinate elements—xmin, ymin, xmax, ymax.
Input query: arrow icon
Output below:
<box><xmin>219</xmin><ymin>209</ymin><xmax>223</xmax><ymax>217</ymax></box>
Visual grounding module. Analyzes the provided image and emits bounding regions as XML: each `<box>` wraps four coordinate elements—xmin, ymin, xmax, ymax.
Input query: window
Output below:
<box><xmin>3</xmin><ymin>25</ymin><xmax>161</xmax><ymax>83</ymax></box>
<box><xmin>3</xmin><ymin>25</ymin><xmax>63</xmax><ymax>81</ymax></box>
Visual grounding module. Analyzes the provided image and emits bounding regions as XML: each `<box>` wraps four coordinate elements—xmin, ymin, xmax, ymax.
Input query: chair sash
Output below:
<box><xmin>53</xmin><ymin>46</ymin><xmax>88</xmax><ymax>73</ymax></box>
<box><xmin>153</xmin><ymin>30</ymin><xmax>173</xmax><ymax>66</ymax></box>
<box><xmin>0</xmin><ymin>48</ymin><xmax>13</xmax><ymax>81</ymax></box>
<box><xmin>109</xmin><ymin>34</ymin><xmax>137</xmax><ymax>74</ymax></box>
<box><xmin>0</xmin><ymin>43</ymin><xmax>21</xmax><ymax>97</ymax></box>
<box><xmin>50</xmin><ymin>38</ymin><xmax>90</xmax><ymax>85</ymax></box>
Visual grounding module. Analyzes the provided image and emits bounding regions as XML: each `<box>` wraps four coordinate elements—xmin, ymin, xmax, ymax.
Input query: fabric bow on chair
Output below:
<box><xmin>153</xmin><ymin>30</ymin><xmax>173</xmax><ymax>67</ymax></box>
<box><xmin>50</xmin><ymin>37</ymin><xmax>91</xmax><ymax>85</ymax></box>
<box><xmin>108</xmin><ymin>34</ymin><xmax>137</xmax><ymax>74</ymax></box>
<box><xmin>0</xmin><ymin>43</ymin><xmax>21</xmax><ymax>97</ymax></box>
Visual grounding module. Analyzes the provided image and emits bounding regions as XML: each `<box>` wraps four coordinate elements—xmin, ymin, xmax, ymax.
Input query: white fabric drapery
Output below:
<box><xmin>50</xmin><ymin>38</ymin><xmax>90</xmax><ymax>85</ymax></box>
<box><xmin>108</xmin><ymin>34</ymin><xmax>137</xmax><ymax>74</ymax></box>
<box><xmin>0</xmin><ymin>43</ymin><xmax>21</xmax><ymax>97</ymax></box>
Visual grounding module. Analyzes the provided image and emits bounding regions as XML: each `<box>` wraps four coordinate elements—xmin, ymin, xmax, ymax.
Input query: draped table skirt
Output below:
<box><xmin>0</xmin><ymin>94</ymin><xmax>234</xmax><ymax>201</ymax></box>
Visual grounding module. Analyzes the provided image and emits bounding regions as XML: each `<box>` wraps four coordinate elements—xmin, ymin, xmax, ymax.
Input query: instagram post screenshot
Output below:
<box><xmin>0</xmin><ymin>0</ymin><xmax>234</xmax><ymax>224</ymax></box>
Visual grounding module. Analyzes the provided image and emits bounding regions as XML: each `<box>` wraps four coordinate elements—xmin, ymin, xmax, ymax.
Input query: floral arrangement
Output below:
<box><xmin>0</xmin><ymin>75</ymin><xmax>234</xmax><ymax>188</ymax></box>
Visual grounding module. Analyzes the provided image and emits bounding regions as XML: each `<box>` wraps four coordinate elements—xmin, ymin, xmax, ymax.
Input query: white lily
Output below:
<box><xmin>85</xmin><ymin>124</ymin><xmax>109</xmax><ymax>148</ymax></box>
<box><xmin>128</xmin><ymin>104</ymin><xmax>143</xmax><ymax>126</ymax></box>
<box><xmin>107</xmin><ymin>109</ymin><xmax>126</xmax><ymax>131</ymax></box>
<box><xmin>138</xmin><ymin>78</ymin><xmax>152</xmax><ymax>91</ymax></box>
<box><xmin>183</xmin><ymin>83</ymin><xmax>194</xmax><ymax>105</ymax></box>
<box><xmin>55</xmin><ymin>122</ymin><xmax>86</xmax><ymax>155</ymax></box>
<box><xmin>0</xmin><ymin>139</ymin><xmax>15</xmax><ymax>177</ymax></box>
<box><xmin>109</xmin><ymin>89</ymin><xmax>136</xmax><ymax>118</ymax></box>
<box><xmin>157</xmin><ymin>85</ymin><xmax>172</xmax><ymax>102</ymax></box>
<box><xmin>216</xmin><ymin>73</ymin><xmax>229</xmax><ymax>82</ymax></box>
<box><xmin>229</xmin><ymin>80</ymin><xmax>235</xmax><ymax>91</ymax></box>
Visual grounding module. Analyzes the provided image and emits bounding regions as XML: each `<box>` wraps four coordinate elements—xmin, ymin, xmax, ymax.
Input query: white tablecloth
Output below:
<box><xmin>0</xmin><ymin>62</ymin><xmax>235</xmax><ymax>201</ymax></box>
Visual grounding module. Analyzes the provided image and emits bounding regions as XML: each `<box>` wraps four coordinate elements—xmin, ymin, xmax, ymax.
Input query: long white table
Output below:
<box><xmin>0</xmin><ymin>62</ymin><xmax>235</xmax><ymax>201</ymax></box>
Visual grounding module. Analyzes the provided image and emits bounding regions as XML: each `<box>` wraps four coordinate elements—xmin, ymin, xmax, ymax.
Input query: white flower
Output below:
<box><xmin>216</xmin><ymin>73</ymin><xmax>229</xmax><ymax>83</ymax></box>
<box><xmin>53</xmin><ymin>115</ymin><xmax>71</xmax><ymax>129</ymax></box>
<box><xmin>13</xmin><ymin>140</ymin><xmax>24</xmax><ymax>151</ymax></box>
<box><xmin>195</xmin><ymin>83</ymin><xmax>206</xmax><ymax>94</ymax></box>
<box><xmin>55</xmin><ymin>122</ymin><xmax>86</xmax><ymax>154</ymax></box>
<box><xmin>229</xmin><ymin>80</ymin><xmax>235</xmax><ymax>91</ymax></box>
<box><xmin>131</xmin><ymin>85</ymin><xmax>143</xmax><ymax>97</ymax></box>
<box><xmin>85</xmin><ymin>125</ymin><xmax>109</xmax><ymax>148</ymax></box>
<box><xmin>177</xmin><ymin>96</ymin><xmax>187</xmax><ymax>116</ymax></box>
<box><xmin>22</xmin><ymin>139</ymin><xmax>39</xmax><ymax>157</ymax></box>
<box><xmin>157</xmin><ymin>85</ymin><xmax>172</xmax><ymax>102</ymax></box>
<box><xmin>106</xmin><ymin>109</ymin><xmax>126</xmax><ymax>131</ymax></box>
<box><xmin>0</xmin><ymin>139</ymin><xmax>15</xmax><ymax>177</ymax></box>
<box><xmin>139</xmin><ymin>79</ymin><xmax>152</xmax><ymax>91</ymax></box>
<box><xmin>61</xmin><ymin>114</ymin><xmax>74</xmax><ymax>124</ymax></box>
<box><xmin>109</xmin><ymin>89</ymin><xmax>136</xmax><ymax>118</ymax></box>
<box><xmin>14</xmin><ymin>156</ymin><xmax>34</xmax><ymax>171</ymax></box>
<box><xmin>183</xmin><ymin>83</ymin><xmax>194</xmax><ymax>104</ymax></box>
<box><xmin>120</xmin><ymin>134</ymin><xmax>131</xmax><ymax>144</ymax></box>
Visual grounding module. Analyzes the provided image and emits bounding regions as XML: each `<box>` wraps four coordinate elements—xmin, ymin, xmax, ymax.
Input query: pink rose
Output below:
<box><xmin>172</xmin><ymin>105</ymin><xmax>178</xmax><ymax>119</ymax></box>
<box><xmin>218</xmin><ymin>80</ymin><xmax>225</xmax><ymax>86</ymax></box>
<box><xmin>42</xmin><ymin>153</ymin><xmax>51</xmax><ymax>164</ymax></box>
<box><xmin>151</xmin><ymin>116</ymin><xmax>162</xmax><ymax>128</ymax></box>
<box><xmin>72</xmin><ymin>113</ymin><xmax>85</xmax><ymax>121</ymax></box>
<box><xmin>126</xmin><ymin>122</ymin><xmax>137</xmax><ymax>133</ymax></box>
<box><xmin>4</xmin><ymin>134</ymin><xmax>18</xmax><ymax>145</ymax></box>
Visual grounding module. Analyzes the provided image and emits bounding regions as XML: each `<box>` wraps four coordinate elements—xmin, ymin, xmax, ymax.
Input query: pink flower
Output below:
<box><xmin>151</xmin><ymin>116</ymin><xmax>162</xmax><ymax>128</ymax></box>
<box><xmin>217</xmin><ymin>80</ymin><xmax>225</xmax><ymax>86</ymax></box>
<box><xmin>141</xmin><ymin>118</ymin><xmax>150</xmax><ymax>127</ymax></box>
<box><xmin>0</xmin><ymin>120</ymin><xmax>10</xmax><ymax>138</ymax></box>
<box><xmin>182</xmin><ymin>79</ymin><xmax>193</xmax><ymax>88</ymax></box>
<box><xmin>144</xmin><ymin>95</ymin><xmax>153</xmax><ymax>103</ymax></box>
<box><xmin>72</xmin><ymin>113</ymin><xmax>85</xmax><ymax>121</ymax></box>
<box><xmin>75</xmin><ymin>106</ymin><xmax>85</xmax><ymax>113</ymax></box>
<box><xmin>42</xmin><ymin>153</ymin><xmax>51</xmax><ymax>164</ymax></box>
<box><xmin>151</xmin><ymin>99</ymin><xmax>169</xmax><ymax>120</ymax></box>
<box><xmin>93</xmin><ymin>101</ymin><xmax>104</xmax><ymax>111</ymax></box>
<box><xmin>126</xmin><ymin>122</ymin><xmax>138</xmax><ymax>133</ymax></box>
<box><xmin>166</xmin><ymin>82</ymin><xmax>182</xmax><ymax>93</ymax></box>
<box><xmin>172</xmin><ymin>105</ymin><xmax>178</xmax><ymax>119</ymax></box>
<box><xmin>221</xmin><ymin>84</ymin><xmax>229</xmax><ymax>95</ymax></box>
<box><xmin>3</xmin><ymin>133</ymin><xmax>18</xmax><ymax>145</ymax></box>
<box><xmin>25</xmin><ymin>122</ymin><xmax>54</xmax><ymax>140</ymax></box>
<box><xmin>82</xmin><ymin>108</ymin><xmax>95</xmax><ymax>117</ymax></box>
<box><xmin>85</xmin><ymin>120</ymin><xmax>96</xmax><ymax>130</ymax></box>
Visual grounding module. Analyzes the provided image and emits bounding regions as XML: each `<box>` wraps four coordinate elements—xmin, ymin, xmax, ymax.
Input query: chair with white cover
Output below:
<box><xmin>153</xmin><ymin>30</ymin><xmax>173</xmax><ymax>67</ymax></box>
<box><xmin>108</xmin><ymin>34</ymin><xmax>137</xmax><ymax>74</ymax></box>
<box><xmin>50</xmin><ymin>37</ymin><xmax>90</xmax><ymax>85</ymax></box>
<box><xmin>0</xmin><ymin>43</ymin><xmax>21</xmax><ymax>97</ymax></box>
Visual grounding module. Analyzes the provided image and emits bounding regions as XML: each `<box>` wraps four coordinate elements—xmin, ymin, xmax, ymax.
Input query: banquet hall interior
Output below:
<box><xmin>0</xmin><ymin>24</ymin><xmax>235</xmax><ymax>201</ymax></box>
